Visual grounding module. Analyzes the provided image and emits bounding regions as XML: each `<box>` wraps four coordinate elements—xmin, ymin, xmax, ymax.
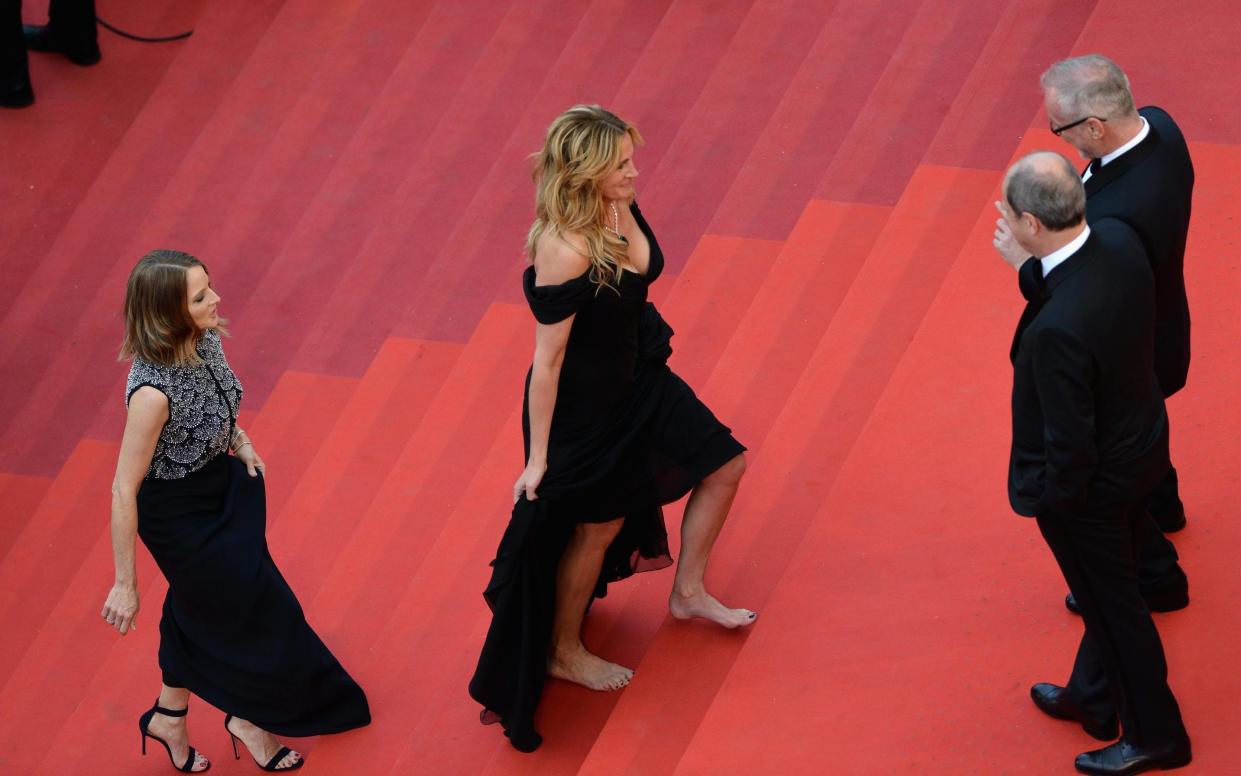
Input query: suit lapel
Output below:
<box><xmin>1010</xmin><ymin>235</ymin><xmax>1097</xmax><ymax>362</ymax></box>
<box><xmin>1010</xmin><ymin>298</ymin><xmax>1044</xmax><ymax>363</ymax></box>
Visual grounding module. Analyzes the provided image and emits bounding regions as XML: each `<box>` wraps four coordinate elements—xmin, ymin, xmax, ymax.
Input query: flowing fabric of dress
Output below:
<box><xmin>469</xmin><ymin>203</ymin><xmax>746</xmax><ymax>752</ymax></box>
<box><xmin>128</xmin><ymin>329</ymin><xmax>371</xmax><ymax>736</ymax></box>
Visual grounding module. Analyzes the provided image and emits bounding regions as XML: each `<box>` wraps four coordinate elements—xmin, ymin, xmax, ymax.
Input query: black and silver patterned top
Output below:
<box><xmin>125</xmin><ymin>329</ymin><xmax>244</xmax><ymax>480</ymax></box>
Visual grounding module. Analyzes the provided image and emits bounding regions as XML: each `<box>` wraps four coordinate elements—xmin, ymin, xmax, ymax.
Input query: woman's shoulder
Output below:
<box><xmin>126</xmin><ymin>382</ymin><xmax>171</xmax><ymax>413</ymax></box>
<box><xmin>127</xmin><ymin>353</ymin><xmax>171</xmax><ymax>381</ymax></box>
<box><xmin>126</xmin><ymin>356</ymin><xmax>173</xmax><ymax>404</ymax></box>
<box><xmin>524</xmin><ymin>231</ymin><xmax>596</xmax><ymax>324</ymax></box>
<box><xmin>125</xmin><ymin>333</ymin><xmax>216</xmax><ymax>395</ymax></box>
<box><xmin>532</xmin><ymin>230</ymin><xmax>591</xmax><ymax>286</ymax></box>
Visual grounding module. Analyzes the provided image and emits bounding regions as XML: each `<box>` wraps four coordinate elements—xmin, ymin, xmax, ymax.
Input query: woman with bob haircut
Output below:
<box><xmin>101</xmin><ymin>250</ymin><xmax>369</xmax><ymax>772</ymax></box>
<box><xmin>469</xmin><ymin>105</ymin><xmax>754</xmax><ymax>752</ymax></box>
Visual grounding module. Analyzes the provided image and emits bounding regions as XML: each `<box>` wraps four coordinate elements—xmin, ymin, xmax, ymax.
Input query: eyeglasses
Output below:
<box><xmin>1050</xmin><ymin>115</ymin><xmax>1107</xmax><ymax>135</ymax></box>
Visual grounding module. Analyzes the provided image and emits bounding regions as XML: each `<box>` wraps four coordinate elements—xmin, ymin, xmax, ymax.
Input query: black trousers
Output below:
<box><xmin>1148</xmin><ymin>463</ymin><xmax>1184</xmax><ymax>524</ymax></box>
<box><xmin>1132</xmin><ymin>462</ymin><xmax>1187</xmax><ymax>594</ymax></box>
<box><xmin>1</xmin><ymin>0</ymin><xmax>97</xmax><ymax>78</ymax></box>
<box><xmin>1037</xmin><ymin>501</ymin><xmax>1187</xmax><ymax>748</ymax></box>
<box><xmin>1136</xmin><ymin>504</ymin><xmax>1184</xmax><ymax>588</ymax></box>
<box><xmin>46</xmin><ymin>0</ymin><xmax>97</xmax><ymax>43</ymax></box>
<box><xmin>1</xmin><ymin>1</ymin><xmax>24</xmax><ymax>79</ymax></box>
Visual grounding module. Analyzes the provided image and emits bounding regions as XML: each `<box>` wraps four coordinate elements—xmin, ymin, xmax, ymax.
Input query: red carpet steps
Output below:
<box><xmin>1</xmin><ymin>1</ymin><xmax>1239</xmax><ymax>773</ymax></box>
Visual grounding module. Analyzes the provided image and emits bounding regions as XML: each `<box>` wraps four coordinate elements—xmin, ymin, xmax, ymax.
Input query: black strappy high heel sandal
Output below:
<box><xmin>138</xmin><ymin>699</ymin><xmax>209</xmax><ymax>772</ymax></box>
<box><xmin>224</xmin><ymin>714</ymin><xmax>304</xmax><ymax>771</ymax></box>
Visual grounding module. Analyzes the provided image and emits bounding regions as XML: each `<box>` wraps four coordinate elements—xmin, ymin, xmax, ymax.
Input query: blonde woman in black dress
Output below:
<box><xmin>101</xmin><ymin>251</ymin><xmax>369</xmax><ymax>772</ymax></box>
<box><xmin>470</xmin><ymin>105</ymin><xmax>755</xmax><ymax>752</ymax></box>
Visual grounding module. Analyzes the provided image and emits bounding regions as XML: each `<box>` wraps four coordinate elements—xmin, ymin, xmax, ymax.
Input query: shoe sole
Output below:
<box><xmin>1065</xmin><ymin>593</ymin><xmax>1188</xmax><ymax>615</ymax></box>
<box><xmin>1074</xmin><ymin>753</ymin><xmax>1192</xmax><ymax>775</ymax></box>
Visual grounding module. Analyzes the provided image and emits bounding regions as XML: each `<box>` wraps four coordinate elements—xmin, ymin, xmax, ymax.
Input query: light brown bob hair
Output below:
<box><xmin>120</xmin><ymin>249</ymin><xmax>224</xmax><ymax>366</ymax></box>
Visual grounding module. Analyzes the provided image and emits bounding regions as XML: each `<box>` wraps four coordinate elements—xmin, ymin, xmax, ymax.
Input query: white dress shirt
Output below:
<box><xmin>1040</xmin><ymin>225</ymin><xmax>1091</xmax><ymax>278</ymax></box>
<box><xmin>1082</xmin><ymin>116</ymin><xmax>1150</xmax><ymax>183</ymax></box>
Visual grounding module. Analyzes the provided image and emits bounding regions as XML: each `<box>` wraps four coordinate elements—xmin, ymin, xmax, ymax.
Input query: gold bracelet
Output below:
<box><xmin>233</xmin><ymin>441</ymin><xmax>253</xmax><ymax>452</ymax></box>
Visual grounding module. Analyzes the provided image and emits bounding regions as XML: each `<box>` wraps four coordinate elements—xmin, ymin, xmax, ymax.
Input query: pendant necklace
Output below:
<box><xmin>609</xmin><ymin>201</ymin><xmax>627</xmax><ymax>243</ymax></box>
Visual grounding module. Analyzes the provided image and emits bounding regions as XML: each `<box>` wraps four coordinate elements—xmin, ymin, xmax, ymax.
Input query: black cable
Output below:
<box><xmin>96</xmin><ymin>16</ymin><xmax>193</xmax><ymax>43</ymax></box>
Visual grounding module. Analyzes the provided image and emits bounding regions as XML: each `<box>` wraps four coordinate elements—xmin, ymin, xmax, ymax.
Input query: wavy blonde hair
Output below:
<box><xmin>526</xmin><ymin>105</ymin><xmax>644</xmax><ymax>291</ymax></box>
<box><xmin>120</xmin><ymin>249</ymin><xmax>225</xmax><ymax>366</ymax></box>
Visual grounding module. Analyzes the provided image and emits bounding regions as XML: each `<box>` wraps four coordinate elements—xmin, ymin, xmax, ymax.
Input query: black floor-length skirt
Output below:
<box><xmin>469</xmin><ymin>357</ymin><xmax>745</xmax><ymax>752</ymax></box>
<box><xmin>137</xmin><ymin>454</ymin><xmax>370</xmax><ymax>736</ymax></box>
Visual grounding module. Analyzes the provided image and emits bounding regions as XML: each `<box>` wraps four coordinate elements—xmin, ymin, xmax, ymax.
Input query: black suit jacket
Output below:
<box><xmin>1009</xmin><ymin>219</ymin><xmax>1169</xmax><ymax>518</ymax></box>
<box><xmin>1019</xmin><ymin>106</ymin><xmax>1194</xmax><ymax>396</ymax></box>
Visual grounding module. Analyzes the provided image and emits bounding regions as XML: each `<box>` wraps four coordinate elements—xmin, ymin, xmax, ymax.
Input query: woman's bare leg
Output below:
<box><xmin>670</xmin><ymin>454</ymin><xmax>756</xmax><ymax>628</ymax></box>
<box><xmin>142</xmin><ymin>684</ymin><xmax>210</xmax><ymax>772</ymax></box>
<box><xmin>547</xmin><ymin>517</ymin><xmax>634</xmax><ymax>691</ymax></box>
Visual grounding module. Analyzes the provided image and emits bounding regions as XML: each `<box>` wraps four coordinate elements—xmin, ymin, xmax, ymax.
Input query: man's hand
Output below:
<box><xmin>993</xmin><ymin>201</ymin><xmax>1030</xmax><ymax>270</ymax></box>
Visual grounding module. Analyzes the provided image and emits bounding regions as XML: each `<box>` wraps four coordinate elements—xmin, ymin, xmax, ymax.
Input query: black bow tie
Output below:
<box><xmin>1018</xmin><ymin>256</ymin><xmax>1047</xmax><ymax>302</ymax></box>
<box><xmin>1087</xmin><ymin>158</ymin><xmax>1102</xmax><ymax>175</ymax></box>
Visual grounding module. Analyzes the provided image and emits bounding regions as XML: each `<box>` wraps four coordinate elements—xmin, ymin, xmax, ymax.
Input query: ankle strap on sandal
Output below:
<box><xmin>153</xmin><ymin>701</ymin><xmax>189</xmax><ymax>717</ymax></box>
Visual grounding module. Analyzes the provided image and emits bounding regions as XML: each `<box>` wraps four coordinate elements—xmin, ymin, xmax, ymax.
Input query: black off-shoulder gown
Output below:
<box><xmin>468</xmin><ymin>203</ymin><xmax>745</xmax><ymax>752</ymax></box>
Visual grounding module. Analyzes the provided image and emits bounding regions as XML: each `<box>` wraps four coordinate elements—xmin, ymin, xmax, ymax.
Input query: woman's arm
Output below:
<box><xmin>230</xmin><ymin>425</ymin><xmax>266</xmax><ymax>477</ymax></box>
<box><xmin>516</xmin><ymin>317</ymin><xmax>574</xmax><ymax>502</ymax></box>
<box><xmin>101</xmin><ymin>386</ymin><xmax>167</xmax><ymax>635</ymax></box>
<box><xmin>513</xmin><ymin>236</ymin><xmax>589</xmax><ymax>502</ymax></box>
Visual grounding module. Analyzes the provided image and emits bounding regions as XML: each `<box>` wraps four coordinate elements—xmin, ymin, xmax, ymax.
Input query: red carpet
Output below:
<box><xmin>1</xmin><ymin>1</ymin><xmax>1238</xmax><ymax>773</ymax></box>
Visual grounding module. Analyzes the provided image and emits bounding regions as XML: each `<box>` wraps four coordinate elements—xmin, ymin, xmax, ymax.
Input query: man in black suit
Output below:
<box><xmin>1001</xmin><ymin>151</ymin><xmax>1190</xmax><ymax>775</ymax></box>
<box><xmin>1</xmin><ymin>0</ymin><xmax>100</xmax><ymax>109</ymax></box>
<box><xmin>997</xmin><ymin>54</ymin><xmax>1192</xmax><ymax>616</ymax></box>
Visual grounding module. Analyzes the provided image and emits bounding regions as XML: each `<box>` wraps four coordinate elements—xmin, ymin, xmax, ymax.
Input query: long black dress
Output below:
<box><xmin>127</xmin><ymin>330</ymin><xmax>370</xmax><ymax>736</ymax></box>
<box><xmin>468</xmin><ymin>203</ymin><xmax>746</xmax><ymax>752</ymax></box>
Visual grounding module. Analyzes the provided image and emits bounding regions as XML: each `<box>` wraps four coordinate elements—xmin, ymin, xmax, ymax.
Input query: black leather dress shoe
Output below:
<box><xmin>1075</xmin><ymin>738</ymin><xmax>1191</xmax><ymax>775</ymax></box>
<box><xmin>1030</xmin><ymin>683</ymin><xmax>1118</xmax><ymax>741</ymax></box>
<box><xmin>23</xmin><ymin>25</ymin><xmax>101</xmax><ymax>66</ymax></box>
<box><xmin>1065</xmin><ymin>586</ymin><xmax>1189</xmax><ymax>615</ymax></box>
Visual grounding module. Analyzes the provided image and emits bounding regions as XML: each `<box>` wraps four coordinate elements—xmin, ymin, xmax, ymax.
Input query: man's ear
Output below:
<box><xmin>1021</xmin><ymin>212</ymin><xmax>1040</xmax><ymax>235</ymax></box>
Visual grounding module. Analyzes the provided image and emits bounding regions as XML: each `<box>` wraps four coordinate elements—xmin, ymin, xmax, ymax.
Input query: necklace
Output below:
<box><xmin>608</xmin><ymin>201</ymin><xmax>627</xmax><ymax>242</ymax></box>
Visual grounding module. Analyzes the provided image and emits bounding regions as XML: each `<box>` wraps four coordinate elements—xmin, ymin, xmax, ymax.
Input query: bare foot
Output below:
<box><xmin>669</xmin><ymin>589</ymin><xmax>756</xmax><ymax>629</ymax></box>
<box><xmin>226</xmin><ymin>716</ymin><xmax>302</xmax><ymax>770</ymax></box>
<box><xmin>548</xmin><ymin>646</ymin><xmax>634</xmax><ymax>691</ymax></box>
<box><xmin>144</xmin><ymin>711</ymin><xmax>210</xmax><ymax>772</ymax></box>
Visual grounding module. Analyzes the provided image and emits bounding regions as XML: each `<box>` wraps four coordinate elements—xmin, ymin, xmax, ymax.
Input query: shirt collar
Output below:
<box><xmin>1098</xmin><ymin>116</ymin><xmax>1149</xmax><ymax>168</ymax></box>
<box><xmin>1040</xmin><ymin>225</ymin><xmax>1091</xmax><ymax>278</ymax></box>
